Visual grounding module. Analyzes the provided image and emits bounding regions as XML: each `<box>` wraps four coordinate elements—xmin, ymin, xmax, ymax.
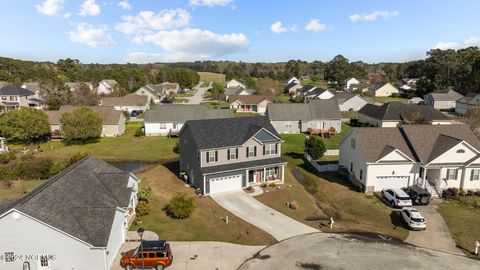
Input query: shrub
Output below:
<box><xmin>68</xmin><ymin>152</ymin><xmax>89</xmax><ymax>165</ymax></box>
<box><xmin>172</xmin><ymin>142</ymin><xmax>179</xmax><ymax>154</ymax></box>
<box><xmin>467</xmin><ymin>190</ymin><xmax>475</xmax><ymax>196</ymax></box>
<box><xmin>458</xmin><ymin>189</ymin><xmax>467</xmax><ymax>196</ymax></box>
<box><xmin>165</xmin><ymin>193</ymin><xmax>195</xmax><ymax>219</ymax></box>
<box><xmin>268</xmin><ymin>182</ymin><xmax>276</xmax><ymax>188</ymax></box>
<box><xmin>136</xmin><ymin>201</ymin><xmax>151</xmax><ymax>217</ymax></box>
<box><xmin>245</xmin><ymin>186</ymin><xmax>254</xmax><ymax>192</ymax></box>
<box><xmin>305</xmin><ymin>136</ymin><xmax>326</xmax><ymax>160</ymax></box>
<box><xmin>60</xmin><ymin>107</ymin><xmax>102</xmax><ymax>143</ymax></box>
<box><xmin>0</xmin><ymin>153</ymin><xmax>11</xmax><ymax>164</ymax></box>
<box><xmin>122</xmin><ymin>111</ymin><xmax>130</xmax><ymax>122</ymax></box>
<box><xmin>138</xmin><ymin>186</ymin><xmax>153</xmax><ymax>203</ymax></box>
<box><xmin>134</xmin><ymin>126</ymin><xmax>144</xmax><ymax>137</ymax></box>
<box><xmin>49</xmin><ymin>161</ymin><xmax>68</xmax><ymax>176</ymax></box>
<box><xmin>449</xmin><ymin>187</ymin><xmax>459</xmax><ymax>197</ymax></box>
<box><xmin>261</xmin><ymin>183</ymin><xmax>267</xmax><ymax>188</ymax></box>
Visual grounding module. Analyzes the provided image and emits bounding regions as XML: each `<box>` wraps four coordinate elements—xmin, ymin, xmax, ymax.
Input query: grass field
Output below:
<box><xmin>438</xmin><ymin>197</ymin><xmax>480</xmax><ymax>255</ymax></box>
<box><xmin>275</xmin><ymin>95</ymin><xmax>291</xmax><ymax>103</ymax></box>
<box><xmin>198</xmin><ymin>72</ymin><xmax>226</xmax><ymax>84</ymax></box>
<box><xmin>373</xmin><ymin>96</ymin><xmax>409</xmax><ymax>104</ymax></box>
<box><xmin>30</xmin><ymin>123</ymin><xmax>179</xmax><ymax>162</ymax></box>
<box><xmin>0</xmin><ymin>180</ymin><xmax>44</xmax><ymax>201</ymax></box>
<box><xmin>132</xmin><ymin>163</ymin><xmax>277</xmax><ymax>245</ymax></box>
<box><xmin>281</xmin><ymin>123</ymin><xmax>351</xmax><ymax>151</ymax></box>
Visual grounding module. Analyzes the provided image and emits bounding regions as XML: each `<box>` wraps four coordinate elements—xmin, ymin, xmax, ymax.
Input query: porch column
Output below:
<box><xmin>423</xmin><ymin>167</ymin><xmax>428</xmax><ymax>188</ymax></box>
<box><xmin>281</xmin><ymin>165</ymin><xmax>284</xmax><ymax>182</ymax></box>
<box><xmin>263</xmin><ymin>167</ymin><xmax>267</xmax><ymax>182</ymax></box>
<box><xmin>245</xmin><ymin>169</ymin><xmax>249</xmax><ymax>186</ymax></box>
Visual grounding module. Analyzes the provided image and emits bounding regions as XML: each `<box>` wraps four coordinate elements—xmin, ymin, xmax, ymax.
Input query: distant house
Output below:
<box><xmin>284</xmin><ymin>81</ymin><xmax>302</xmax><ymax>94</ymax></box>
<box><xmin>424</xmin><ymin>89</ymin><xmax>464</xmax><ymax>110</ymax></box>
<box><xmin>100</xmin><ymin>94</ymin><xmax>149</xmax><ymax>113</ymax></box>
<box><xmin>369</xmin><ymin>82</ymin><xmax>399</xmax><ymax>97</ymax></box>
<box><xmin>229</xmin><ymin>95</ymin><xmax>272</xmax><ymax>114</ymax></box>
<box><xmin>46</xmin><ymin>106</ymin><xmax>126</xmax><ymax>137</ymax></box>
<box><xmin>300</xmin><ymin>75</ymin><xmax>311</xmax><ymax>81</ymax></box>
<box><xmin>157</xmin><ymin>82</ymin><xmax>180</xmax><ymax>95</ymax></box>
<box><xmin>286</xmin><ymin>76</ymin><xmax>300</xmax><ymax>85</ymax></box>
<box><xmin>455</xmin><ymin>93</ymin><xmax>480</xmax><ymax>115</ymax></box>
<box><xmin>144</xmin><ymin>104</ymin><xmax>234</xmax><ymax>136</ymax></box>
<box><xmin>65</xmin><ymin>82</ymin><xmax>94</xmax><ymax>92</ymax></box>
<box><xmin>332</xmin><ymin>92</ymin><xmax>371</xmax><ymax>112</ymax></box>
<box><xmin>358</xmin><ymin>102</ymin><xmax>453</xmax><ymax>127</ymax></box>
<box><xmin>343</xmin><ymin>77</ymin><xmax>360</xmax><ymax>90</ymax></box>
<box><xmin>97</xmin><ymin>79</ymin><xmax>118</xmax><ymax>95</ymax></box>
<box><xmin>266</xmin><ymin>100</ymin><xmax>342</xmax><ymax>134</ymax></box>
<box><xmin>302</xmin><ymin>87</ymin><xmax>335</xmax><ymax>100</ymax></box>
<box><xmin>0</xmin><ymin>156</ymin><xmax>139</xmax><ymax>269</ymax></box>
<box><xmin>0</xmin><ymin>85</ymin><xmax>43</xmax><ymax>112</ymax></box>
<box><xmin>179</xmin><ymin>116</ymin><xmax>287</xmax><ymax>195</ymax></box>
<box><xmin>226</xmin><ymin>79</ymin><xmax>246</xmax><ymax>89</ymax></box>
<box><xmin>136</xmin><ymin>84</ymin><xmax>165</xmax><ymax>104</ymax></box>
<box><xmin>224</xmin><ymin>86</ymin><xmax>255</xmax><ymax>100</ymax></box>
<box><xmin>408</xmin><ymin>97</ymin><xmax>423</xmax><ymax>105</ymax></box>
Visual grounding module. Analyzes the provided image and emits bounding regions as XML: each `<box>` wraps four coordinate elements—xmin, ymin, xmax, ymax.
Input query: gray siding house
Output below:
<box><xmin>0</xmin><ymin>156</ymin><xmax>139</xmax><ymax>270</ymax></box>
<box><xmin>179</xmin><ymin>117</ymin><xmax>287</xmax><ymax>195</ymax></box>
<box><xmin>424</xmin><ymin>89</ymin><xmax>464</xmax><ymax>110</ymax></box>
<box><xmin>266</xmin><ymin>100</ymin><xmax>342</xmax><ymax>134</ymax></box>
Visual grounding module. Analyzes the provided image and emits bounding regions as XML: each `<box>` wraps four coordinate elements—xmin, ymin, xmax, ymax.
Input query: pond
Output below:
<box><xmin>109</xmin><ymin>162</ymin><xmax>155</xmax><ymax>173</ymax></box>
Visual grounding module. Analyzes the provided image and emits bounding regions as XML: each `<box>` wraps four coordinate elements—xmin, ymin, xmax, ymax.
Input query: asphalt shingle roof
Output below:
<box><xmin>45</xmin><ymin>106</ymin><xmax>123</xmax><ymax>125</ymax></box>
<box><xmin>267</xmin><ymin>99</ymin><xmax>341</xmax><ymax>121</ymax></box>
<box><xmin>228</xmin><ymin>95</ymin><xmax>272</xmax><ymax>105</ymax></box>
<box><xmin>144</xmin><ymin>104</ymin><xmax>233</xmax><ymax>123</ymax></box>
<box><xmin>0</xmin><ymin>156</ymin><xmax>132</xmax><ymax>247</ymax></box>
<box><xmin>358</xmin><ymin>102</ymin><xmax>449</xmax><ymax>122</ymax></box>
<box><xmin>456</xmin><ymin>93</ymin><xmax>480</xmax><ymax>106</ymax></box>
<box><xmin>0</xmin><ymin>85</ymin><xmax>34</xmax><ymax>96</ymax></box>
<box><xmin>182</xmin><ymin>116</ymin><xmax>280</xmax><ymax>150</ymax></box>
<box><xmin>101</xmin><ymin>94</ymin><xmax>148</xmax><ymax>107</ymax></box>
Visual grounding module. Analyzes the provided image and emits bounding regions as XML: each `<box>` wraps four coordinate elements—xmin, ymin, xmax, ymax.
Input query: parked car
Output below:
<box><xmin>381</xmin><ymin>188</ymin><xmax>413</xmax><ymax>208</ymax></box>
<box><xmin>403</xmin><ymin>186</ymin><xmax>431</xmax><ymax>205</ymax></box>
<box><xmin>401</xmin><ymin>207</ymin><xmax>427</xmax><ymax>230</ymax></box>
<box><xmin>121</xmin><ymin>240</ymin><xmax>173</xmax><ymax>270</ymax></box>
<box><xmin>130</xmin><ymin>110</ymin><xmax>143</xmax><ymax>117</ymax></box>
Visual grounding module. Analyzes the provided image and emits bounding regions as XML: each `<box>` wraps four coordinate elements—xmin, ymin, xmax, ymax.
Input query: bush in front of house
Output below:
<box><xmin>138</xmin><ymin>186</ymin><xmax>153</xmax><ymax>203</ymax></box>
<box><xmin>136</xmin><ymin>201</ymin><xmax>152</xmax><ymax>217</ymax></box>
<box><xmin>305</xmin><ymin>136</ymin><xmax>326</xmax><ymax>160</ymax></box>
<box><xmin>134</xmin><ymin>126</ymin><xmax>144</xmax><ymax>137</ymax></box>
<box><xmin>165</xmin><ymin>193</ymin><xmax>195</xmax><ymax>219</ymax></box>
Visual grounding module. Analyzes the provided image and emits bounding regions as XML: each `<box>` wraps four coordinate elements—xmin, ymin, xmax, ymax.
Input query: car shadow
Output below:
<box><xmin>390</xmin><ymin>210</ymin><xmax>409</xmax><ymax>230</ymax></box>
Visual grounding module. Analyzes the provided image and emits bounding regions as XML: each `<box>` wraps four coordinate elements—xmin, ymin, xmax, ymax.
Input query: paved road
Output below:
<box><xmin>405</xmin><ymin>203</ymin><xmax>463</xmax><ymax>255</ymax></box>
<box><xmin>239</xmin><ymin>233</ymin><xmax>480</xmax><ymax>270</ymax></box>
<box><xmin>211</xmin><ymin>191</ymin><xmax>318</xmax><ymax>241</ymax></box>
<box><xmin>111</xmin><ymin>241</ymin><xmax>263</xmax><ymax>270</ymax></box>
<box><xmin>187</xmin><ymin>82</ymin><xmax>210</xmax><ymax>104</ymax></box>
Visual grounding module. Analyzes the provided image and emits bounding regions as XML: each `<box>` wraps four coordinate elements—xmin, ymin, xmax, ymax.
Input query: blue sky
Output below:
<box><xmin>1</xmin><ymin>0</ymin><xmax>479</xmax><ymax>64</ymax></box>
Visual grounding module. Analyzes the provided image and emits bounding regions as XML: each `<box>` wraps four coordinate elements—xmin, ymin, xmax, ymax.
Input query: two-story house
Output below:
<box><xmin>179</xmin><ymin>116</ymin><xmax>287</xmax><ymax>195</ymax></box>
<box><xmin>0</xmin><ymin>84</ymin><xmax>39</xmax><ymax>113</ymax></box>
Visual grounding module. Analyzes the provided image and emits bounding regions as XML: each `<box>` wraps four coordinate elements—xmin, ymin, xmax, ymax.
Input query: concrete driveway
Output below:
<box><xmin>239</xmin><ymin>233</ymin><xmax>480</xmax><ymax>270</ymax></box>
<box><xmin>187</xmin><ymin>82</ymin><xmax>210</xmax><ymax>104</ymax></box>
<box><xmin>111</xmin><ymin>241</ymin><xmax>263</xmax><ymax>270</ymax></box>
<box><xmin>211</xmin><ymin>191</ymin><xmax>318</xmax><ymax>241</ymax></box>
<box><xmin>405</xmin><ymin>203</ymin><xmax>463</xmax><ymax>255</ymax></box>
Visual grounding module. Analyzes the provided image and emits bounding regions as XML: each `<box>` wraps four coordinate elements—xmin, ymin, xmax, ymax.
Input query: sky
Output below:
<box><xmin>1</xmin><ymin>0</ymin><xmax>479</xmax><ymax>64</ymax></box>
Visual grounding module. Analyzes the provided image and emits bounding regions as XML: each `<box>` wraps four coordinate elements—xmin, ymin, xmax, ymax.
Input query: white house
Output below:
<box><xmin>228</xmin><ymin>95</ymin><xmax>272</xmax><ymax>114</ymax></box>
<box><xmin>226</xmin><ymin>79</ymin><xmax>246</xmax><ymax>89</ymax></box>
<box><xmin>332</xmin><ymin>92</ymin><xmax>371</xmax><ymax>112</ymax></box>
<box><xmin>286</xmin><ymin>76</ymin><xmax>300</xmax><ymax>86</ymax></box>
<box><xmin>343</xmin><ymin>77</ymin><xmax>360</xmax><ymax>90</ymax></box>
<box><xmin>339</xmin><ymin>124</ymin><xmax>480</xmax><ymax>195</ymax></box>
<box><xmin>424</xmin><ymin>89</ymin><xmax>464</xmax><ymax>110</ymax></box>
<box><xmin>408</xmin><ymin>97</ymin><xmax>423</xmax><ymax>105</ymax></box>
<box><xmin>100</xmin><ymin>94</ymin><xmax>149</xmax><ymax>113</ymax></box>
<box><xmin>0</xmin><ymin>156</ymin><xmax>139</xmax><ymax>270</ymax></box>
<box><xmin>369</xmin><ymin>82</ymin><xmax>399</xmax><ymax>97</ymax></box>
<box><xmin>302</xmin><ymin>88</ymin><xmax>335</xmax><ymax>100</ymax></box>
<box><xmin>97</xmin><ymin>79</ymin><xmax>118</xmax><ymax>95</ymax></box>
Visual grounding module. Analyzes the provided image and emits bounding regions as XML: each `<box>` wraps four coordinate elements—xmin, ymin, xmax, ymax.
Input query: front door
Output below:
<box><xmin>172</xmin><ymin>122</ymin><xmax>178</xmax><ymax>130</ymax></box>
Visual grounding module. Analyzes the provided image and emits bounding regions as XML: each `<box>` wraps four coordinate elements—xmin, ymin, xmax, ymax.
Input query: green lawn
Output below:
<box><xmin>373</xmin><ymin>96</ymin><xmax>409</xmax><ymax>104</ymax></box>
<box><xmin>437</xmin><ymin>197</ymin><xmax>480</xmax><ymax>255</ymax></box>
<box><xmin>342</xmin><ymin>111</ymin><xmax>358</xmax><ymax>119</ymax></box>
<box><xmin>281</xmin><ymin>123</ymin><xmax>351</xmax><ymax>151</ymax></box>
<box><xmin>275</xmin><ymin>95</ymin><xmax>291</xmax><ymax>103</ymax></box>
<box><xmin>205</xmin><ymin>101</ymin><xmax>229</xmax><ymax>109</ymax></box>
<box><xmin>234</xmin><ymin>112</ymin><xmax>261</xmax><ymax>118</ymax></box>
<box><xmin>31</xmin><ymin>123</ymin><xmax>179</xmax><ymax>162</ymax></box>
<box><xmin>301</xmin><ymin>80</ymin><xmax>329</xmax><ymax>88</ymax></box>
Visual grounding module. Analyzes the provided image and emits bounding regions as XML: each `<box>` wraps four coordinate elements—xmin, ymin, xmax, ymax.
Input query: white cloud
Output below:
<box><xmin>189</xmin><ymin>0</ymin><xmax>233</xmax><ymax>7</ymax></box>
<box><xmin>349</xmin><ymin>10</ymin><xmax>399</xmax><ymax>22</ymax></box>
<box><xmin>305</xmin><ymin>19</ymin><xmax>327</xmax><ymax>32</ymax></box>
<box><xmin>118</xmin><ymin>0</ymin><xmax>131</xmax><ymax>10</ymax></box>
<box><xmin>434</xmin><ymin>36</ymin><xmax>480</xmax><ymax>50</ymax></box>
<box><xmin>63</xmin><ymin>12</ymin><xmax>71</xmax><ymax>18</ymax></box>
<box><xmin>270</xmin><ymin>21</ymin><xmax>297</xmax><ymax>34</ymax></box>
<box><xmin>115</xmin><ymin>9</ymin><xmax>191</xmax><ymax>35</ymax></box>
<box><xmin>79</xmin><ymin>0</ymin><xmax>101</xmax><ymax>16</ymax></box>
<box><xmin>128</xmin><ymin>28</ymin><xmax>248</xmax><ymax>62</ymax></box>
<box><xmin>35</xmin><ymin>0</ymin><xmax>65</xmax><ymax>16</ymax></box>
<box><xmin>68</xmin><ymin>23</ymin><xmax>115</xmax><ymax>47</ymax></box>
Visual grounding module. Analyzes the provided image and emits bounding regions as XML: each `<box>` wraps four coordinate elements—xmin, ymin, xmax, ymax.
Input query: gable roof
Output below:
<box><xmin>298</xmin><ymin>85</ymin><xmax>317</xmax><ymax>93</ymax></box>
<box><xmin>302</xmin><ymin>88</ymin><xmax>332</xmax><ymax>97</ymax></box>
<box><xmin>225</xmin><ymin>86</ymin><xmax>255</xmax><ymax>96</ymax></box>
<box><xmin>456</xmin><ymin>92</ymin><xmax>480</xmax><ymax>106</ymax></box>
<box><xmin>45</xmin><ymin>106</ymin><xmax>123</xmax><ymax>125</ymax></box>
<box><xmin>358</xmin><ymin>102</ymin><xmax>449</xmax><ymax>122</ymax></box>
<box><xmin>425</xmin><ymin>89</ymin><xmax>463</xmax><ymax>101</ymax></box>
<box><xmin>227</xmin><ymin>79</ymin><xmax>245</xmax><ymax>88</ymax></box>
<box><xmin>144</xmin><ymin>104</ymin><xmax>233</xmax><ymax>123</ymax></box>
<box><xmin>101</xmin><ymin>94</ymin><xmax>148</xmax><ymax>107</ymax></box>
<box><xmin>182</xmin><ymin>116</ymin><xmax>280</xmax><ymax>150</ymax></box>
<box><xmin>370</xmin><ymin>82</ymin><xmax>395</xmax><ymax>92</ymax></box>
<box><xmin>0</xmin><ymin>156</ymin><xmax>132</xmax><ymax>247</ymax></box>
<box><xmin>333</xmin><ymin>93</ymin><xmax>371</xmax><ymax>105</ymax></box>
<box><xmin>267</xmin><ymin>99</ymin><xmax>341</xmax><ymax>121</ymax></box>
<box><xmin>100</xmin><ymin>79</ymin><xmax>118</xmax><ymax>87</ymax></box>
<box><xmin>284</xmin><ymin>81</ymin><xmax>301</xmax><ymax>90</ymax></box>
<box><xmin>157</xmin><ymin>82</ymin><xmax>179</xmax><ymax>91</ymax></box>
<box><xmin>343</xmin><ymin>77</ymin><xmax>358</xmax><ymax>83</ymax></box>
<box><xmin>0</xmin><ymin>85</ymin><xmax>34</xmax><ymax>96</ymax></box>
<box><xmin>228</xmin><ymin>95</ymin><xmax>272</xmax><ymax>105</ymax></box>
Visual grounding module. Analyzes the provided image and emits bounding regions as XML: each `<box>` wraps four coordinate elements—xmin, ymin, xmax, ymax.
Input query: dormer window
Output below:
<box><xmin>457</xmin><ymin>149</ymin><xmax>465</xmax><ymax>154</ymax></box>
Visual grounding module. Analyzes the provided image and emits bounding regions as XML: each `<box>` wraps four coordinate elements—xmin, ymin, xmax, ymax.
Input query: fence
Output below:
<box><xmin>304</xmin><ymin>153</ymin><xmax>339</xmax><ymax>172</ymax></box>
<box><xmin>324</xmin><ymin>149</ymin><xmax>339</xmax><ymax>156</ymax></box>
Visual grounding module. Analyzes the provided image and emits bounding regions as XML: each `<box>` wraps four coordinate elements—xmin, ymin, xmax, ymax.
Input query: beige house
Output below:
<box><xmin>100</xmin><ymin>94</ymin><xmax>149</xmax><ymax>113</ymax></box>
<box><xmin>46</xmin><ymin>106</ymin><xmax>126</xmax><ymax>137</ymax></box>
<box><xmin>424</xmin><ymin>89</ymin><xmax>463</xmax><ymax>110</ymax></box>
<box><xmin>369</xmin><ymin>82</ymin><xmax>399</xmax><ymax>97</ymax></box>
<box><xmin>229</xmin><ymin>95</ymin><xmax>272</xmax><ymax>114</ymax></box>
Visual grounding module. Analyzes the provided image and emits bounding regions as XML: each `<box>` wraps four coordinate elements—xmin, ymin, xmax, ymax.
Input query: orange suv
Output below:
<box><xmin>120</xmin><ymin>240</ymin><xmax>173</xmax><ymax>270</ymax></box>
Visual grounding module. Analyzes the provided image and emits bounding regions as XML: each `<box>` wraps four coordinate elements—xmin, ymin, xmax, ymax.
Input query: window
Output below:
<box><xmin>247</xmin><ymin>146</ymin><xmax>256</xmax><ymax>158</ymax></box>
<box><xmin>148</xmin><ymin>253</ymin><xmax>155</xmax><ymax>258</ymax></box>
<box><xmin>457</xmin><ymin>149</ymin><xmax>465</xmax><ymax>153</ymax></box>
<box><xmin>264</xmin><ymin>144</ymin><xmax>277</xmax><ymax>155</ymax></box>
<box><xmin>471</xmin><ymin>169</ymin><xmax>480</xmax><ymax>181</ymax></box>
<box><xmin>446</xmin><ymin>169</ymin><xmax>458</xmax><ymax>180</ymax></box>
<box><xmin>350</xmin><ymin>162</ymin><xmax>353</xmax><ymax>173</ymax></box>
<box><xmin>159</xmin><ymin>123</ymin><xmax>166</xmax><ymax>129</ymax></box>
<box><xmin>359</xmin><ymin>169</ymin><xmax>363</xmax><ymax>180</ymax></box>
<box><xmin>9</xmin><ymin>96</ymin><xmax>17</xmax><ymax>101</ymax></box>
<box><xmin>228</xmin><ymin>148</ymin><xmax>238</xmax><ymax>160</ymax></box>
<box><xmin>207</xmin><ymin>151</ymin><xmax>217</xmax><ymax>163</ymax></box>
<box><xmin>1</xmin><ymin>96</ymin><xmax>5</xmax><ymax>100</ymax></box>
<box><xmin>266</xmin><ymin>167</ymin><xmax>277</xmax><ymax>180</ymax></box>
<box><xmin>351</xmin><ymin>138</ymin><xmax>355</xmax><ymax>149</ymax></box>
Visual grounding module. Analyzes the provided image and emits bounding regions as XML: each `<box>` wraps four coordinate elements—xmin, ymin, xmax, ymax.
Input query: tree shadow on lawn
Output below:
<box><xmin>163</xmin><ymin>160</ymin><xmax>180</xmax><ymax>177</ymax></box>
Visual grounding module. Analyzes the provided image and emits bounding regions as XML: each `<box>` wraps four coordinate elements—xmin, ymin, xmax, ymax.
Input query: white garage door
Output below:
<box><xmin>374</xmin><ymin>176</ymin><xmax>410</xmax><ymax>191</ymax></box>
<box><xmin>209</xmin><ymin>174</ymin><xmax>243</xmax><ymax>194</ymax></box>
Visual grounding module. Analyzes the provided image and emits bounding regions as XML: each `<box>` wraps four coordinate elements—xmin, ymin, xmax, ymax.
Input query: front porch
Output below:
<box><xmin>247</xmin><ymin>165</ymin><xmax>284</xmax><ymax>186</ymax></box>
<box><xmin>236</xmin><ymin>104</ymin><xmax>258</xmax><ymax>113</ymax></box>
<box><xmin>417</xmin><ymin>166</ymin><xmax>464</xmax><ymax>197</ymax></box>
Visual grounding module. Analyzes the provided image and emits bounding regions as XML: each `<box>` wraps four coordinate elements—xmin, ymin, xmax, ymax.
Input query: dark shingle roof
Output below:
<box><xmin>370</xmin><ymin>82</ymin><xmax>389</xmax><ymax>92</ymax></box>
<box><xmin>284</xmin><ymin>81</ymin><xmax>300</xmax><ymax>90</ymax></box>
<box><xmin>182</xmin><ymin>116</ymin><xmax>280</xmax><ymax>150</ymax></box>
<box><xmin>144</xmin><ymin>104</ymin><xmax>233</xmax><ymax>123</ymax></box>
<box><xmin>358</xmin><ymin>102</ymin><xmax>449</xmax><ymax>122</ymax></box>
<box><xmin>0</xmin><ymin>85</ymin><xmax>34</xmax><ymax>96</ymax></box>
<box><xmin>0</xmin><ymin>156</ymin><xmax>132</xmax><ymax>247</ymax></box>
<box><xmin>267</xmin><ymin>100</ymin><xmax>341</xmax><ymax>121</ymax></box>
<box><xmin>456</xmin><ymin>93</ymin><xmax>480</xmax><ymax>106</ymax></box>
<box><xmin>201</xmin><ymin>157</ymin><xmax>287</xmax><ymax>174</ymax></box>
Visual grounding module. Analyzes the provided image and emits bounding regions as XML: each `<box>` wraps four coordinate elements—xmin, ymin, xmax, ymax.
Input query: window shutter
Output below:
<box><xmin>263</xmin><ymin>145</ymin><xmax>266</xmax><ymax>155</ymax></box>
<box><xmin>254</xmin><ymin>146</ymin><xmax>257</xmax><ymax>157</ymax></box>
<box><xmin>471</xmin><ymin>170</ymin><xmax>474</xmax><ymax>181</ymax></box>
<box><xmin>227</xmin><ymin>149</ymin><xmax>230</xmax><ymax>160</ymax></box>
<box><xmin>206</xmin><ymin>152</ymin><xmax>210</xmax><ymax>163</ymax></box>
<box><xmin>215</xmin><ymin>151</ymin><xmax>218</xmax><ymax>162</ymax></box>
<box><xmin>246</xmin><ymin>147</ymin><xmax>249</xmax><ymax>158</ymax></box>
<box><xmin>275</xmin><ymin>143</ymin><xmax>278</xmax><ymax>154</ymax></box>
<box><xmin>236</xmin><ymin>148</ymin><xmax>238</xmax><ymax>158</ymax></box>
<box><xmin>455</xmin><ymin>169</ymin><xmax>458</xmax><ymax>179</ymax></box>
